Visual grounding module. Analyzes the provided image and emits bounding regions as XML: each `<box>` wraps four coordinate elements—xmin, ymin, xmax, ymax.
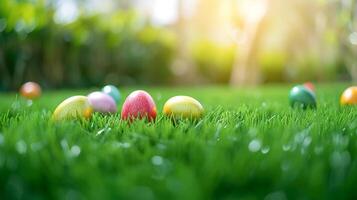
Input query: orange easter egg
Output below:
<box><xmin>20</xmin><ymin>82</ymin><xmax>42</xmax><ymax>100</ymax></box>
<box><xmin>340</xmin><ymin>86</ymin><xmax>357</xmax><ymax>105</ymax></box>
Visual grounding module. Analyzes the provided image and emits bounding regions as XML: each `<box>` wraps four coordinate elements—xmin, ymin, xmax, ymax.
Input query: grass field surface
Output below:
<box><xmin>0</xmin><ymin>84</ymin><xmax>356</xmax><ymax>199</ymax></box>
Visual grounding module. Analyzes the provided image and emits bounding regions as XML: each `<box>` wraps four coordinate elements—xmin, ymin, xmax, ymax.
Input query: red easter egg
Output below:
<box><xmin>303</xmin><ymin>82</ymin><xmax>315</xmax><ymax>93</ymax></box>
<box><xmin>20</xmin><ymin>82</ymin><xmax>42</xmax><ymax>100</ymax></box>
<box><xmin>121</xmin><ymin>90</ymin><xmax>157</xmax><ymax>122</ymax></box>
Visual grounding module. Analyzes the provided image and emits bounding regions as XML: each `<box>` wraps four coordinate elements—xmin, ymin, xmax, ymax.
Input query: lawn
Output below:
<box><xmin>0</xmin><ymin>84</ymin><xmax>356</xmax><ymax>200</ymax></box>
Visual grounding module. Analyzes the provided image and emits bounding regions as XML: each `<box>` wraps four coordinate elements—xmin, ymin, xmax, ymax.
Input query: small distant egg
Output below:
<box><xmin>289</xmin><ymin>85</ymin><xmax>316</xmax><ymax>109</ymax></box>
<box><xmin>340</xmin><ymin>86</ymin><xmax>357</xmax><ymax>105</ymax></box>
<box><xmin>52</xmin><ymin>96</ymin><xmax>93</xmax><ymax>121</ymax></box>
<box><xmin>88</xmin><ymin>91</ymin><xmax>117</xmax><ymax>114</ymax></box>
<box><xmin>303</xmin><ymin>82</ymin><xmax>315</xmax><ymax>93</ymax></box>
<box><xmin>20</xmin><ymin>82</ymin><xmax>42</xmax><ymax>100</ymax></box>
<box><xmin>121</xmin><ymin>90</ymin><xmax>157</xmax><ymax>122</ymax></box>
<box><xmin>163</xmin><ymin>96</ymin><xmax>204</xmax><ymax>119</ymax></box>
<box><xmin>102</xmin><ymin>85</ymin><xmax>121</xmax><ymax>104</ymax></box>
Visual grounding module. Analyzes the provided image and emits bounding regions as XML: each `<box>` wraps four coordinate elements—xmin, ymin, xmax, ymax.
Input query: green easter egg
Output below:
<box><xmin>289</xmin><ymin>85</ymin><xmax>316</xmax><ymax>109</ymax></box>
<box><xmin>102</xmin><ymin>85</ymin><xmax>121</xmax><ymax>103</ymax></box>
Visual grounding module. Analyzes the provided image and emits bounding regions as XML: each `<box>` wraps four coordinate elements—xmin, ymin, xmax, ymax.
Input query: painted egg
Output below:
<box><xmin>52</xmin><ymin>96</ymin><xmax>93</xmax><ymax>121</ymax></box>
<box><xmin>340</xmin><ymin>86</ymin><xmax>357</xmax><ymax>105</ymax></box>
<box><xmin>163</xmin><ymin>96</ymin><xmax>204</xmax><ymax>119</ymax></box>
<box><xmin>289</xmin><ymin>85</ymin><xmax>316</xmax><ymax>109</ymax></box>
<box><xmin>20</xmin><ymin>82</ymin><xmax>42</xmax><ymax>100</ymax></box>
<box><xmin>303</xmin><ymin>82</ymin><xmax>315</xmax><ymax>93</ymax></box>
<box><xmin>102</xmin><ymin>85</ymin><xmax>121</xmax><ymax>104</ymax></box>
<box><xmin>121</xmin><ymin>90</ymin><xmax>157</xmax><ymax>121</ymax></box>
<box><xmin>88</xmin><ymin>91</ymin><xmax>117</xmax><ymax>114</ymax></box>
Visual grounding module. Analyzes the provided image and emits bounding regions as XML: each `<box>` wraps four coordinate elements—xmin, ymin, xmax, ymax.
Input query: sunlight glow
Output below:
<box><xmin>135</xmin><ymin>0</ymin><xmax>197</xmax><ymax>26</ymax></box>
<box><xmin>152</xmin><ymin>0</ymin><xmax>178</xmax><ymax>26</ymax></box>
<box><xmin>54</xmin><ymin>0</ymin><xmax>79</xmax><ymax>24</ymax></box>
<box><xmin>238</xmin><ymin>0</ymin><xmax>268</xmax><ymax>23</ymax></box>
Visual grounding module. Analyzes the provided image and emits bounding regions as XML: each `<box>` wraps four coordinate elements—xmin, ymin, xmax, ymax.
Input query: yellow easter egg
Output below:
<box><xmin>340</xmin><ymin>86</ymin><xmax>357</xmax><ymax>105</ymax></box>
<box><xmin>163</xmin><ymin>96</ymin><xmax>204</xmax><ymax>119</ymax></box>
<box><xmin>52</xmin><ymin>96</ymin><xmax>93</xmax><ymax>121</ymax></box>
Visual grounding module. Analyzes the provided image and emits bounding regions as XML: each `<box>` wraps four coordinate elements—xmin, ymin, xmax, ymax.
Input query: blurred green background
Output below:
<box><xmin>0</xmin><ymin>0</ymin><xmax>356</xmax><ymax>90</ymax></box>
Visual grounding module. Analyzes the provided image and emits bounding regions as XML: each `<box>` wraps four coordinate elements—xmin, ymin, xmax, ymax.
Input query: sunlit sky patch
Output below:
<box><xmin>54</xmin><ymin>0</ymin><xmax>197</xmax><ymax>26</ymax></box>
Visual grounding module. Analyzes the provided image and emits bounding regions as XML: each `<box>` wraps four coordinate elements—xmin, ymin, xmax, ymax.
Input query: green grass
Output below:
<box><xmin>0</xmin><ymin>84</ymin><xmax>357</xmax><ymax>200</ymax></box>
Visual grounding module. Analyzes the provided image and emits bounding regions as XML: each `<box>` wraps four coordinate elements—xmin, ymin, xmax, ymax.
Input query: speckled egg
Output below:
<box><xmin>20</xmin><ymin>82</ymin><xmax>42</xmax><ymax>100</ymax></box>
<box><xmin>163</xmin><ymin>96</ymin><xmax>204</xmax><ymax>119</ymax></box>
<box><xmin>102</xmin><ymin>85</ymin><xmax>121</xmax><ymax>104</ymax></box>
<box><xmin>52</xmin><ymin>96</ymin><xmax>93</xmax><ymax>121</ymax></box>
<box><xmin>340</xmin><ymin>86</ymin><xmax>357</xmax><ymax>105</ymax></box>
<box><xmin>121</xmin><ymin>90</ymin><xmax>157</xmax><ymax>122</ymax></box>
<box><xmin>88</xmin><ymin>91</ymin><xmax>117</xmax><ymax>114</ymax></box>
<box><xmin>289</xmin><ymin>85</ymin><xmax>316</xmax><ymax>109</ymax></box>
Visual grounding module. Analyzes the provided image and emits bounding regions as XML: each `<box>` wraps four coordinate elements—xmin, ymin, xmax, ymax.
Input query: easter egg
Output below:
<box><xmin>163</xmin><ymin>96</ymin><xmax>204</xmax><ymax>119</ymax></box>
<box><xmin>303</xmin><ymin>82</ymin><xmax>315</xmax><ymax>93</ymax></box>
<box><xmin>289</xmin><ymin>85</ymin><xmax>316</xmax><ymax>109</ymax></box>
<box><xmin>102</xmin><ymin>85</ymin><xmax>121</xmax><ymax>103</ymax></box>
<box><xmin>20</xmin><ymin>82</ymin><xmax>42</xmax><ymax>100</ymax></box>
<box><xmin>121</xmin><ymin>90</ymin><xmax>157</xmax><ymax>121</ymax></box>
<box><xmin>88</xmin><ymin>92</ymin><xmax>117</xmax><ymax>114</ymax></box>
<box><xmin>340</xmin><ymin>86</ymin><xmax>357</xmax><ymax>105</ymax></box>
<box><xmin>52</xmin><ymin>96</ymin><xmax>93</xmax><ymax>121</ymax></box>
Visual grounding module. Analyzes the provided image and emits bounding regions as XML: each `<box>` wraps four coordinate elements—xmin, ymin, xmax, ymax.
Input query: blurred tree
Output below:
<box><xmin>230</xmin><ymin>0</ymin><xmax>268</xmax><ymax>86</ymax></box>
<box><xmin>170</xmin><ymin>0</ymin><xmax>197</xmax><ymax>85</ymax></box>
<box><xmin>337</xmin><ymin>0</ymin><xmax>357</xmax><ymax>82</ymax></box>
<box><xmin>0</xmin><ymin>0</ymin><xmax>356</xmax><ymax>90</ymax></box>
<box><xmin>0</xmin><ymin>0</ymin><xmax>176</xmax><ymax>90</ymax></box>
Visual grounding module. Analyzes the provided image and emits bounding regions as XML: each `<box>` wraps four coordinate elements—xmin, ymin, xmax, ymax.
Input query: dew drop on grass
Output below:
<box><xmin>121</xmin><ymin>142</ymin><xmax>131</xmax><ymax>148</ymax></box>
<box><xmin>282</xmin><ymin>144</ymin><xmax>291</xmax><ymax>151</ymax></box>
<box><xmin>261</xmin><ymin>146</ymin><xmax>270</xmax><ymax>154</ymax></box>
<box><xmin>302</xmin><ymin>136</ymin><xmax>312</xmax><ymax>147</ymax></box>
<box><xmin>26</xmin><ymin>100</ymin><xmax>33</xmax><ymax>107</ymax></box>
<box><xmin>152</xmin><ymin>155</ymin><xmax>163</xmax><ymax>166</ymax></box>
<box><xmin>112</xmin><ymin>142</ymin><xmax>131</xmax><ymax>149</ymax></box>
<box><xmin>60</xmin><ymin>139</ymin><xmax>69</xmax><ymax>151</ymax></box>
<box><xmin>16</xmin><ymin>140</ymin><xmax>27</xmax><ymax>154</ymax></box>
<box><xmin>234</xmin><ymin>122</ymin><xmax>242</xmax><ymax>130</ymax></box>
<box><xmin>248</xmin><ymin>139</ymin><xmax>261</xmax><ymax>152</ymax></box>
<box><xmin>261</xmin><ymin>102</ymin><xmax>267</xmax><ymax>108</ymax></box>
<box><xmin>294</xmin><ymin>132</ymin><xmax>306</xmax><ymax>144</ymax></box>
<box><xmin>96</xmin><ymin>127</ymin><xmax>112</xmax><ymax>136</ymax></box>
<box><xmin>70</xmin><ymin>145</ymin><xmax>81</xmax><ymax>157</ymax></box>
